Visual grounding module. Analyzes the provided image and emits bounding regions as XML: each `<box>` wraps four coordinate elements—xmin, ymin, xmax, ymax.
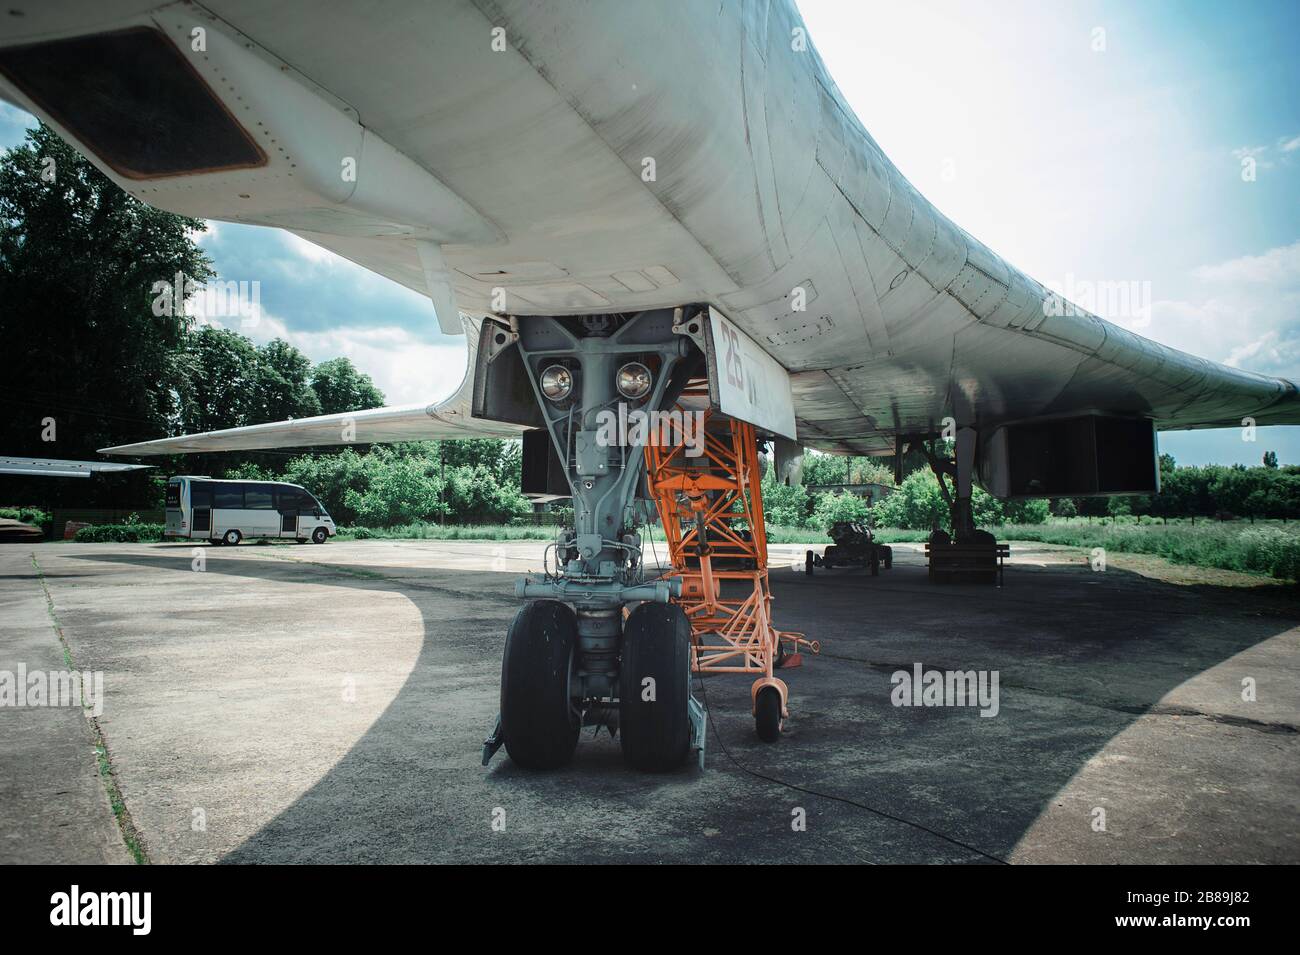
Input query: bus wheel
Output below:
<box><xmin>222</xmin><ymin>529</ymin><xmax>242</xmax><ymax>546</ymax></box>
<box><xmin>311</xmin><ymin>527</ymin><xmax>328</xmax><ymax>544</ymax></box>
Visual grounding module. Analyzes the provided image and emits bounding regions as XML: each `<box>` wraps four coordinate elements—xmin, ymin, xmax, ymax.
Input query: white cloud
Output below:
<box><xmin>1231</xmin><ymin>144</ymin><xmax>1274</xmax><ymax>170</ymax></box>
<box><xmin>246</xmin><ymin>313</ymin><xmax>467</xmax><ymax>406</ymax></box>
<box><xmin>280</xmin><ymin>231</ymin><xmax>344</xmax><ymax>266</ymax></box>
<box><xmin>1193</xmin><ymin>241</ymin><xmax>1300</xmax><ymax>285</ymax></box>
<box><xmin>1231</xmin><ymin>135</ymin><xmax>1300</xmax><ymax>171</ymax></box>
<box><xmin>187</xmin><ymin>221</ymin><xmax>220</xmax><ymax>246</ymax></box>
<box><xmin>1135</xmin><ymin>242</ymin><xmax>1300</xmax><ymax>379</ymax></box>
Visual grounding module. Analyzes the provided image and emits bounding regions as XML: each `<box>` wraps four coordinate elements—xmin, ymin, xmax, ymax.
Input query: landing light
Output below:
<box><xmin>540</xmin><ymin>364</ymin><xmax>574</xmax><ymax>402</ymax></box>
<box><xmin>616</xmin><ymin>362</ymin><xmax>652</xmax><ymax>400</ymax></box>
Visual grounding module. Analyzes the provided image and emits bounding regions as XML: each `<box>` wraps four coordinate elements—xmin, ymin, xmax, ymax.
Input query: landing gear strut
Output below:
<box><xmin>479</xmin><ymin>308</ymin><xmax>707</xmax><ymax>771</ymax></box>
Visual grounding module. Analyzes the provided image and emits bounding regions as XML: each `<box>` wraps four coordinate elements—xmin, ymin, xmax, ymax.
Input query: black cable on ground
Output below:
<box><xmin>693</xmin><ymin>671</ymin><xmax>1010</xmax><ymax>865</ymax></box>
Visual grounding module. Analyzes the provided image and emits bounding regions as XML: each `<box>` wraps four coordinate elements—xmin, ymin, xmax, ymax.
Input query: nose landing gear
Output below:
<box><xmin>479</xmin><ymin>308</ymin><xmax>707</xmax><ymax>772</ymax></box>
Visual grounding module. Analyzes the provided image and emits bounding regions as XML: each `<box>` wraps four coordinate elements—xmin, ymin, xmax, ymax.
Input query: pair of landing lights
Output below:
<box><xmin>539</xmin><ymin>362</ymin><xmax>652</xmax><ymax>404</ymax></box>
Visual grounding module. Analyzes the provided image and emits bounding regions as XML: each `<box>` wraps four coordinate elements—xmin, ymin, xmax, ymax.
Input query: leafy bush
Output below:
<box><xmin>336</xmin><ymin>523</ymin><xmax>551</xmax><ymax>541</ymax></box>
<box><xmin>811</xmin><ymin>490</ymin><xmax>871</xmax><ymax>529</ymax></box>
<box><xmin>869</xmin><ymin>470</ymin><xmax>948</xmax><ymax>530</ymax></box>
<box><xmin>867</xmin><ymin>470</ymin><xmax>1050</xmax><ymax>530</ymax></box>
<box><xmin>73</xmin><ymin>523</ymin><xmax>165</xmax><ymax>543</ymax></box>
<box><xmin>0</xmin><ymin>506</ymin><xmax>50</xmax><ymax>525</ymax></box>
<box><xmin>443</xmin><ymin>464</ymin><xmax>531</xmax><ymax>524</ymax></box>
<box><xmin>762</xmin><ymin>478</ymin><xmax>812</xmax><ymax>527</ymax></box>
<box><xmin>345</xmin><ymin>454</ymin><xmax>447</xmax><ymax>526</ymax></box>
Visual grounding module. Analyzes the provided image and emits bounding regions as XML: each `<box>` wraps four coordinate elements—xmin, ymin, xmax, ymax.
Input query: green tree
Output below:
<box><xmin>811</xmin><ymin>490</ymin><xmax>871</xmax><ymax>530</ymax></box>
<box><xmin>178</xmin><ymin>325</ymin><xmax>262</xmax><ymax>435</ymax></box>
<box><xmin>444</xmin><ymin>463</ymin><xmax>531</xmax><ymax>523</ymax></box>
<box><xmin>310</xmin><ymin>357</ymin><xmax>385</xmax><ymax>414</ymax></box>
<box><xmin>802</xmin><ymin>452</ymin><xmax>849</xmax><ymax>486</ymax></box>
<box><xmin>346</xmin><ymin>464</ymin><xmax>444</xmax><ymax>525</ymax></box>
<box><xmin>274</xmin><ymin>448</ymin><xmax>377</xmax><ymax>525</ymax></box>
<box><xmin>256</xmin><ymin>338</ymin><xmax>322</xmax><ymax>423</ymax></box>
<box><xmin>761</xmin><ymin>470</ymin><xmax>812</xmax><ymax>526</ymax></box>
<box><xmin>0</xmin><ymin>123</ymin><xmax>213</xmax><ymax>504</ymax></box>
<box><xmin>1001</xmin><ymin>497</ymin><xmax>1050</xmax><ymax>525</ymax></box>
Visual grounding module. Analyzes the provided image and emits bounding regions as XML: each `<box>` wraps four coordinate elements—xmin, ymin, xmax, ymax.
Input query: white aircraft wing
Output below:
<box><xmin>0</xmin><ymin>456</ymin><xmax>153</xmax><ymax>478</ymax></box>
<box><xmin>100</xmin><ymin>316</ymin><xmax>525</xmax><ymax>455</ymax></box>
<box><xmin>2</xmin><ymin>0</ymin><xmax>1296</xmax><ymax>462</ymax></box>
<box><xmin>101</xmin><ymin>400</ymin><xmax>522</xmax><ymax>456</ymax></box>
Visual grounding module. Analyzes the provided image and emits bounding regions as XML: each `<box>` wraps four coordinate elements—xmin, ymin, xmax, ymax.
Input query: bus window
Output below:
<box><xmin>275</xmin><ymin>488</ymin><xmax>305</xmax><ymax>511</ymax></box>
<box><xmin>191</xmin><ymin>485</ymin><xmax>212</xmax><ymax>508</ymax></box>
<box><xmin>214</xmin><ymin>487</ymin><xmax>243</xmax><ymax>509</ymax></box>
<box><xmin>165</xmin><ymin>483</ymin><xmax>181</xmax><ymax>507</ymax></box>
<box><xmin>244</xmin><ymin>486</ymin><xmax>274</xmax><ymax>509</ymax></box>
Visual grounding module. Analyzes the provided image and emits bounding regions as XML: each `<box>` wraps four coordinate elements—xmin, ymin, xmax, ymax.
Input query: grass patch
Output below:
<box><xmin>31</xmin><ymin>554</ymin><xmax>149</xmax><ymax>863</ymax></box>
<box><xmin>337</xmin><ymin>523</ymin><xmax>553</xmax><ymax>541</ymax></box>
<box><xmin>995</xmin><ymin>522</ymin><xmax>1300</xmax><ymax>582</ymax></box>
<box><xmin>343</xmin><ymin>517</ymin><xmax>1300</xmax><ymax>582</ymax></box>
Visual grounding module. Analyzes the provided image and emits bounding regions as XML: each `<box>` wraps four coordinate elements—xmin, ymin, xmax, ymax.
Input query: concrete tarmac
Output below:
<box><xmin>1</xmin><ymin>538</ymin><xmax>1296</xmax><ymax>863</ymax></box>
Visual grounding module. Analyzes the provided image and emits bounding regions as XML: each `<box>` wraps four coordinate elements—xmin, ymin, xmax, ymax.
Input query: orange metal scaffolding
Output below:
<box><xmin>644</xmin><ymin>402</ymin><xmax>818</xmax><ymax>723</ymax></box>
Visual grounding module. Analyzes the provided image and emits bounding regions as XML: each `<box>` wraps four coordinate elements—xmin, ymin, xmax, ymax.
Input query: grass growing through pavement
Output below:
<box><xmin>31</xmin><ymin>554</ymin><xmax>148</xmax><ymax>863</ymax></box>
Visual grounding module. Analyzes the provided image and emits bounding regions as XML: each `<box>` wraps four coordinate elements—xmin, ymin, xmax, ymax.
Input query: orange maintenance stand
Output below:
<box><xmin>644</xmin><ymin>403</ymin><xmax>818</xmax><ymax>740</ymax></box>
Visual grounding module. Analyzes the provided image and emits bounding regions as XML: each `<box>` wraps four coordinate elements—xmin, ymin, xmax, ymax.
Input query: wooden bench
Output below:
<box><xmin>924</xmin><ymin>541</ymin><xmax>1010</xmax><ymax>586</ymax></box>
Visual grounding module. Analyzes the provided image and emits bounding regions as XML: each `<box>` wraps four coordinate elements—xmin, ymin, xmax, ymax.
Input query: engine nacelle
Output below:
<box><xmin>980</xmin><ymin>414</ymin><xmax>1159</xmax><ymax>498</ymax></box>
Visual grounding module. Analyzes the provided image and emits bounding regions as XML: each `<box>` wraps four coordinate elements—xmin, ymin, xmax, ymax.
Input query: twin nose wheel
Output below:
<box><xmin>497</xmin><ymin>599</ymin><xmax>787</xmax><ymax>771</ymax></box>
<box><xmin>498</xmin><ymin>600</ymin><xmax>695</xmax><ymax>772</ymax></box>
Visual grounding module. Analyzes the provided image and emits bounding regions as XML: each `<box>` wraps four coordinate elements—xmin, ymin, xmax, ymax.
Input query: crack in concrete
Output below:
<box><xmin>30</xmin><ymin>553</ymin><xmax>149</xmax><ymax>865</ymax></box>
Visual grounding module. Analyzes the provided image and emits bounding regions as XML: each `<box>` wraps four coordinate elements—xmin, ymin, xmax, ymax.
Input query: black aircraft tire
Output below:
<box><xmin>619</xmin><ymin>602</ymin><xmax>692</xmax><ymax>772</ymax></box>
<box><xmin>500</xmin><ymin>600</ymin><xmax>580</xmax><ymax>770</ymax></box>
<box><xmin>755</xmin><ymin>685</ymin><xmax>782</xmax><ymax>742</ymax></box>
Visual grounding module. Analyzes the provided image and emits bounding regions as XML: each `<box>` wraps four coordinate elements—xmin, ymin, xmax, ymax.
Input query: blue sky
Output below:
<box><xmin>3</xmin><ymin>0</ymin><xmax>1298</xmax><ymax>464</ymax></box>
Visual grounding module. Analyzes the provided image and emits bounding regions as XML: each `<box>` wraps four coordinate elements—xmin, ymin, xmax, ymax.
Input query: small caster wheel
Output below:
<box><xmin>755</xmin><ymin>685</ymin><xmax>782</xmax><ymax>742</ymax></box>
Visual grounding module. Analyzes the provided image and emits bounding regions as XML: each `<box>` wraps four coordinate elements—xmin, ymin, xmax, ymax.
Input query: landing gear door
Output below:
<box><xmin>702</xmin><ymin>307</ymin><xmax>797</xmax><ymax>441</ymax></box>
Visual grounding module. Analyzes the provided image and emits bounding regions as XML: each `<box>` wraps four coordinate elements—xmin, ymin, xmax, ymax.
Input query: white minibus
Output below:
<box><xmin>164</xmin><ymin>476</ymin><xmax>336</xmax><ymax>545</ymax></box>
